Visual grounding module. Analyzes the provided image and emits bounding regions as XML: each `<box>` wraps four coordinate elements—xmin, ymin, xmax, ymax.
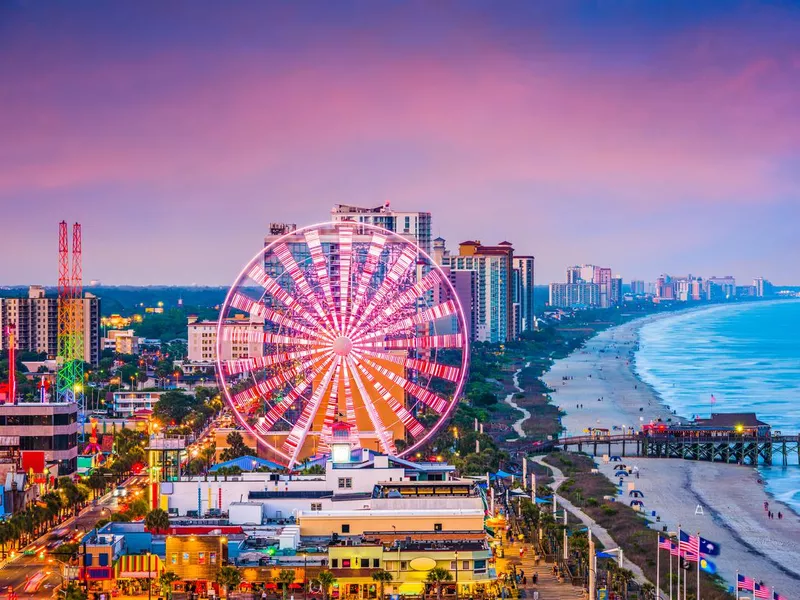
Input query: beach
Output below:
<box><xmin>542</xmin><ymin>312</ymin><xmax>800</xmax><ymax>597</ymax></box>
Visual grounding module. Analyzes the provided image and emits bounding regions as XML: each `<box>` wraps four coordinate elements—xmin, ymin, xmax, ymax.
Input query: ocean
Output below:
<box><xmin>634</xmin><ymin>300</ymin><xmax>800</xmax><ymax>513</ymax></box>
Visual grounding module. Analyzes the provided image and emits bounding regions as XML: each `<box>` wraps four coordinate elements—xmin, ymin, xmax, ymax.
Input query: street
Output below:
<box><xmin>0</xmin><ymin>476</ymin><xmax>144</xmax><ymax>599</ymax></box>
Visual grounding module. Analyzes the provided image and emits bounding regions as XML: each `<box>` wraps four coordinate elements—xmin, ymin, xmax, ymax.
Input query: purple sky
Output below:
<box><xmin>1</xmin><ymin>1</ymin><xmax>798</xmax><ymax>286</ymax></box>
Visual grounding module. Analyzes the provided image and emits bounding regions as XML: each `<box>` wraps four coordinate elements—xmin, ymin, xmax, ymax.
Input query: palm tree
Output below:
<box><xmin>0</xmin><ymin>522</ymin><xmax>12</xmax><ymax>558</ymax></box>
<box><xmin>615</xmin><ymin>568</ymin><xmax>635</xmax><ymax>600</ymax></box>
<box><xmin>640</xmin><ymin>583</ymin><xmax>656</xmax><ymax>600</ymax></box>
<box><xmin>313</xmin><ymin>571</ymin><xmax>337</xmax><ymax>600</ymax></box>
<box><xmin>372</xmin><ymin>570</ymin><xmax>393</xmax><ymax>599</ymax></box>
<box><xmin>216</xmin><ymin>565</ymin><xmax>242</xmax><ymax>598</ymax></box>
<box><xmin>144</xmin><ymin>509</ymin><xmax>171</xmax><ymax>534</ymax></box>
<box><xmin>425</xmin><ymin>567</ymin><xmax>453</xmax><ymax>600</ymax></box>
<box><xmin>278</xmin><ymin>569</ymin><xmax>297</xmax><ymax>600</ymax></box>
<box><xmin>160</xmin><ymin>571</ymin><xmax>181</xmax><ymax>600</ymax></box>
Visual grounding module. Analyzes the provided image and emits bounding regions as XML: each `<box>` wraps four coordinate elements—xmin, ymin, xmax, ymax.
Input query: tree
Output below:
<box><xmin>277</xmin><ymin>569</ymin><xmax>297</xmax><ymax>600</ymax></box>
<box><xmin>152</xmin><ymin>390</ymin><xmax>195</xmax><ymax>425</ymax></box>
<box><xmin>219</xmin><ymin>431</ymin><xmax>250</xmax><ymax>461</ymax></box>
<box><xmin>160</xmin><ymin>571</ymin><xmax>181</xmax><ymax>599</ymax></box>
<box><xmin>144</xmin><ymin>508</ymin><xmax>171</xmax><ymax>534</ymax></box>
<box><xmin>371</xmin><ymin>570</ymin><xmax>393</xmax><ymax>599</ymax></box>
<box><xmin>425</xmin><ymin>567</ymin><xmax>453</xmax><ymax>600</ymax></box>
<box><xmin>313</xmin><ymin>571</ymin><xmax>337</xmax><ymax>600</ymax></box>
<box><xmin>640</xmin><ymin>583</ymin><xmax>656</xmax><ymax>600</ymax></box>
<box><xmin>88</xmin><ymin>471</ymin><xmax>106</xmax><ymax>499</ymax></box>
<box><xmin>216</xmin><ymin>565</ymin><xmax>243</xmax><ymax>597</ymax></box>
<box><xmin>64</xmin><ymin>582</ymin><xmax>88</xmax><ymax>600</ymax></box>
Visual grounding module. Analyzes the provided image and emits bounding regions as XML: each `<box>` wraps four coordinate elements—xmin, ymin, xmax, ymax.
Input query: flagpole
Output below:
<box><xmin>735</xmin><ymin>570</ymin><xmax>739</xmax><ymax>600</ymax></box>
<box><xmin>696</xmin><ymin>531</ymin><xmax>701</xmax><ymax>600</ymax></box>
<box><xmin>683</xmin><ymin>567</ymin><xmax>687</xmax><ymax>600</ymax></box>
<box><xmin>677</xmin><ymin>527</ymin><xmax>681</xmax><ymax>600</ymax></box>
<box><xmin>656</xmin><ymin>537</ymin><xmax>661</xmax><ymax>600</ymax></box>
<box><xmin>669</xmin><ymin>544</ymin><xmax>673</xmax><ymax>600</ymax></box>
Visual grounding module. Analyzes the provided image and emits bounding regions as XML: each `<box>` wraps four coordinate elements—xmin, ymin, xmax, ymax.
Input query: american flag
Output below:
<box><xmin>681</xmin><ymin>550</ymin><xmax>698</xmax><ymax>563</ymax></box>
<box><xmin>754</xmin><ymin>584</ymin><xmax>771</xmax><ymax>599</ymax></box>
<box><xmin>773</xmin><ymin>592</ymin><xmax>788</xmax><ymax>600</ymax></box>
<box><xmin>679</xmin><ymin>531</ymin><xmax>700</xmax><ymax>555</ymax></box>
<box><xmin>658</xmin><ymin>537</ymin><xmax>672</xmax><ymax>551</ymax></box>
<box><xmin>738</xmin><ymin>574</ymin><xmax>755</xmax><ymax>591</ymax></box>
<box><xmin>669</xmin><ymin>542</ymin><xmax>679</xmax><ymax>557</ymax></box>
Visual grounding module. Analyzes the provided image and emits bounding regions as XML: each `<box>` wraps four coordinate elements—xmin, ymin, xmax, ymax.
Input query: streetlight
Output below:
<box><xmin>454</xmin><ymin>550</ymin><xmax>459</xmax><ymax>600</ymax></box>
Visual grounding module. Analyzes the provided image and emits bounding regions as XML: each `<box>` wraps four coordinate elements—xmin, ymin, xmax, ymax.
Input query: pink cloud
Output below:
<box><xmin>1</xmin><ymin>14</ymin><xmax>798</xmax><ymax>216</ymax></box>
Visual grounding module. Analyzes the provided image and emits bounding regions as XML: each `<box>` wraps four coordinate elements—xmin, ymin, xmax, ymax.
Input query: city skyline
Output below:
<box><xmin>1</xmin><ymin>1</ymin><xmax>799</xmax><ymax>285</ymax></box>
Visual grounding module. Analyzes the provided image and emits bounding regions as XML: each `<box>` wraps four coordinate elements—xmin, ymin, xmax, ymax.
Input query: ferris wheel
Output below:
<box><xmin>216</xmin><ymin>221</ymin><xmax>469</xmax><ymax>468</ymax></box>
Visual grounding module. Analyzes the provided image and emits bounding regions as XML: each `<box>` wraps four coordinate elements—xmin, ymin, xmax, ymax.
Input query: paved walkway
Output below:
<box><xmin>532</xmin><ymin>457</ymin><xmax>650</xmax><ymax>586</ymax></box>
<box><xmin>503</xmin><ymin>362</ymin><xmax>531</xmax><ymax>440</ymax></box>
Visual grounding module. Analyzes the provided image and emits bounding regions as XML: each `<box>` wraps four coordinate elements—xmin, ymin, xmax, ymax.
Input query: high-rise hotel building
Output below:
<box><xmin>0</xmin><ymin>285</ymin><xmax>100</xmax><ymax>365</ymax></box>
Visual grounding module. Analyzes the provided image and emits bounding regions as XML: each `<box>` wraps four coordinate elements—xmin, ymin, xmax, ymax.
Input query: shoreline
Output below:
<box><xmin>542</xmin><ymin>308</ymin><xmax>800</xmax><ymax>597</ymax></box>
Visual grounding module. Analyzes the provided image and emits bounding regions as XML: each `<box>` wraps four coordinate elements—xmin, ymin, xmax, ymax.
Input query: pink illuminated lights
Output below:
<box><xmin>216</xmin><ymin>221</ymin><xmax>469</xmax><ymax>468</ymax></box>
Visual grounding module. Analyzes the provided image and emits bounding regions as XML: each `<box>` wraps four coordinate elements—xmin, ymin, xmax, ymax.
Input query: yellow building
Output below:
<box><xmin>328</xmin><ymin>540</ymin><xmax>495</xmax><ymax>599</ymax></box>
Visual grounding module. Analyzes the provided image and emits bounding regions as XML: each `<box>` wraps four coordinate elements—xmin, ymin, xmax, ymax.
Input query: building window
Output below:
<box><xmin>462</xmin><ymin>560</ymin><xmax>469</xmax><ymax>570</ymax></box>
<box><xmin>338</xmin><ymin>477</ymin><xmax>352</xmax><ymax>489</ymax></box>
<box><xmin>331</xmin><ymin>559</ymin><xmax>339</xmax><ymax>568</ymax></box>
<box><xmin>311</xmin><ymin>503</ymin><xmax>322</xmax><ymax>511</ymax></box>
<box><xmin>434</xmin><ymin>523</ymin><xmax>442</xmax><ymax>532</ymax></box>
<box><xmin>341</xmin><ymin>524</ymin><xmax>350</xmax><ymax>534</ymax></box>
<box><xmin>400</xmin><ymin>561</ymin><xmax>408</xmax><ymax>571</ymax></box>
<box><xmin>372</xmin><ymin>559</ymin><xmax>380</xmax><ymax>568</ymax></box>
<box><xmin>85</xmin><ymin>554</ymin><xmax>93</xmax><ymax>566</ymax></box>
<box><xmin>342</xmin><ymin>559</ymin><xmax>351</xmax><ymax>568</ymax></box>
<box><xmin>98</xmin><ymin>553</ymin><xmax>109</xmax><ymax>567</ymax></box>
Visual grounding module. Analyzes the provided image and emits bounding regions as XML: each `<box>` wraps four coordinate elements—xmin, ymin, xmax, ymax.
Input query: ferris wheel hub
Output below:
<box><xmin>331</xmin><ymin>335</ymin><xmax>354</xmax><ymax>357</ymax></box>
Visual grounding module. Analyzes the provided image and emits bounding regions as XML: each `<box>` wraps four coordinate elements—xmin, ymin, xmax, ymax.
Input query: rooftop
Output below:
<box><xmin>693</xmin><ymin>413</ymin><xmax>770</xmax><ymax>428</ymax></box>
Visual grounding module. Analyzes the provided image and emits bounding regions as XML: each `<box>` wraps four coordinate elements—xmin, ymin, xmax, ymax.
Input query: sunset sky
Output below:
<box><xmin>1</xmin><ymin>1</ymin><xmax>798</xmax><ymax>286</ymax></box>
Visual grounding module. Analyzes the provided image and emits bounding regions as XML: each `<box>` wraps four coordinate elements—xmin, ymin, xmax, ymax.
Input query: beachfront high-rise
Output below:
<box><xmin>435</xmin><ymin>238</ymin><xmax>534</xmax><ymax>342</ymax></box>
<box><xmin>330</xmin><ymin>202</ymin><xmax>432</xmax><ymax>257</ymax></box>
<box><xmin>450</xmin><ymin>241</ymin><xmax>514</xmax><ymax>343</ymax></box>
<box><xmin>513</xmin><ymin>256</ymin><xmax>535</xmax><ymax>335</ymax></box>
<box><xmin>550</xmin><ymin>264</ymin><xmax>616</xmax><ymax>309</ymax></box>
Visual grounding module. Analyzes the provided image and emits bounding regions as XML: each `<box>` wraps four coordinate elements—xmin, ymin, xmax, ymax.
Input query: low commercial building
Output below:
<box><xmin>102</xmin><ymin>329</ymin><xmax>140</xmax><ymax>355</ymax></box>
<box><xmin>0</xmin><ymin>402</ymin><xmax>78</xmax><ymax>474</ymax></box>
<box><xmin>111</xmin><ymin>390</ymin><xmax>164</xmax><ymax>418</ymax></box>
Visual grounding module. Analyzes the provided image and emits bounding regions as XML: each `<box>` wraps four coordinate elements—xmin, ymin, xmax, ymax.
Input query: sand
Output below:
<box><xmin>542</xmin><ymin>313</ymin><xmax>800</xmax><ymax>598</ymax></box>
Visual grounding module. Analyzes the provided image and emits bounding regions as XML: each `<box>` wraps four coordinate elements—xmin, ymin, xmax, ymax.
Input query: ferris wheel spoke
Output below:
<box><xmin>340</xmin><ymin>360</ymin><xmax>361</xmax><ymax>440</ymax></box>
<box><xmin>223</xmin><ymin>347</ymin><xmax>327</xmax><ymax>376</ymax></box>
<box><xmin>274</xmin><ymin>243</ymin><xmax>331</xmax><ymax>325</ymax></box>
<box><xmin>351</xmin><ymin>351</ymin><xmax>452</xmax><ymax>414</ymax></box>
<box><xmin>260</xmin><ymin>354</ymin><xmax>336</xmax><ymax>430</ymax></box>
<box><xmin>282</xmin><ymin>356</ymin><xmax>341</xmax><ymax>467</ymax></box>
<box><xmin>247</xmin><ymin>264</ymin><xmax>326</xmax><ymax>330</ymax></box>
<box><xmin>355</xmin><ymin>348</ymin><xmax>462</xmax><ymax>382</ymax></box>
<box><xmin>356</xmin><ymin>268</ymin><xmax>444</xmax><ymax>336</ymax></box>
<box><xmin>347</xmin><ymin>232</ymin><xmax>387</xmax><ymax>332</ymax></box>
<box><xmin>304</xmin><ymin>230</ymin><xmax>340</xmax><ymax>332</ymax></box>
<box><xmin>230</xmin><ymin>292</ymin><xmax>331</xmax><ymax>342</ymax></box>
<box><xmin>358</xmin><ymin>333</ymin><xmax>464</xmax><ymax>350</ymax></box>
<box><xmin>346</xmin><ymin>357</ymin><xmax>396</xmax><ymax>455</ymax></box>
<box><xmin>353</xmin><ymin>300</ymin><xmax>458</xmax><ymax>343</ymax></box>
<box><xmin>351</xmin><ymin>245</ymin><xmax>417</xmax><ymax>334</ymax></box>
<box><xmin>232</xmin><ymin>353</ymin><xmax>330</xmax><ymax>409</ymax></box>
<box><xmin>319</xmin><ymin>361</ymin><xmax>343</xmax><ymax>448</ymax></box>
<box><xmin>354</xmin><ymin>362</ymin><xmax>426</xmax><ymax>439</ymax></box>
<box><xmin>337</xmin><ymin>227</ymin><xmax>354</xmax><ymax>336</ymax></box>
